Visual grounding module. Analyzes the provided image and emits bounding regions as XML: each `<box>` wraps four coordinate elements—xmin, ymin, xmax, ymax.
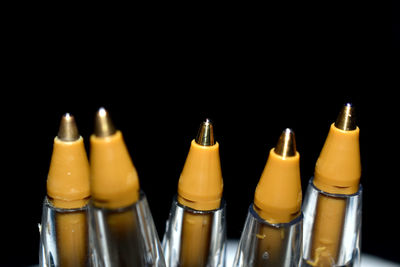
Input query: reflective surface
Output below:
<box><xmin>301</xmin><ymin>179</ymin><xmax>362</xmax><ymax>267</ymax></box>
<box><xmin>233</xmin><ymin>205</ymin><xmax>302</xmax><ymax>267</ymax></box>
<box><xmin>39</xmin><ymin>197</ymin><xmax>92</xmax><ymax>267</ymax></box>
<box><xmin>162</xmin><ymin>197</ymin><xmax>226</xmax><ymax>267</ymax></box>
<box><xmin>89</xmin><ymin>192</ymin><xmax>165</xmax><ymax>267</ymax></box>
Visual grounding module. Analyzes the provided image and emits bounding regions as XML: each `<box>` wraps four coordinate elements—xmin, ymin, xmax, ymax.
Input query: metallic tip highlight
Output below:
<box><xmin>274</xmin><ymin>128</ymin><xmax>296</xmax><ymax>158</ymax></box>
<box><xmin>335</xmin><ymin>103</ymin><xmax>356</xmax><ymax>131</ymax></box>
<box><xmin>94</xmin><ymin>107</ymin><xmax>117</xmax><ymax>137</ymax></box>
<box><xmin>195</xmin><ymin>118</ymin><xmax>215</xmax><ymax>146</ymax></box>
<box><xmin>57</xmin><ymin>113</ymin><xmax>79</xmax><ymax>141</ymax></box>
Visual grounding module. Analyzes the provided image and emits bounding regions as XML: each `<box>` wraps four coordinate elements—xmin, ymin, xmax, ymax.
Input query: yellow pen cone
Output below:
<box><xmin>90</xmin><ymin>108</ymin><xmax>140</xmax><ymax>209</ymax></box>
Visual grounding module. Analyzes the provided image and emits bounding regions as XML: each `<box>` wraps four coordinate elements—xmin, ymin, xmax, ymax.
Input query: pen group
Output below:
<box><xmin>39</xmin><ymin>104</ymin><xmax>362</xmax><ymax>267</ymax></box>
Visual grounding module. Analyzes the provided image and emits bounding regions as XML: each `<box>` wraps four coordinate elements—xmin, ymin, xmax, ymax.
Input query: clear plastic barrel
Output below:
<box><xmin>39</xmin><ymin>197</ymin><xmax>92</xmax><ymax>267</ymax></box>
<box><xmin>162</xmin><ymin>197</ymin><xmax>227</xmax><ymax>267</ymax></box>
<box><xmin>89</xmin><ymin>191</ymin><xmax>165</xmax><ymax>267</ymax></box>
<box><xmin>233</xmin><ymin>204</ymin><xmax>303</xmax><ymax>267</ymax></box>
<box><xmin>300</xmin><ymin>179</ymin><xmax>362</xmax><ymax>267</ymax></box>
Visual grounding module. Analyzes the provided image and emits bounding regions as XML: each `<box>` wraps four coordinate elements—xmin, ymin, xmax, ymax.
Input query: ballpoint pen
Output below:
<box><xmin>89</xmin><ymin>108</ymin><xmax>165</xmax><ymax>267</ymax></box>
<box><xmin>162</xmin><ymin>119</ymin><xmax>226</xmax><ymax>267</ymax></box>
<box><xmin>39</xmin><ymin>114</ymin><xmax>91</xmax><ymax>267</ymax></box>
<box><xmin>233</xmin><ymin>128</ymin><xmax>303</xmax><ymax>267</ymax></box>
<box><xmin>301</xmin><ymin>103</ymin><xmax>362</xmax><ymax>267</ymax></box>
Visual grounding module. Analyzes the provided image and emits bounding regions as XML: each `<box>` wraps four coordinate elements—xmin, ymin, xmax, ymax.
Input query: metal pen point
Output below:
<box><xmin>274</xmin><ymin>128</ymin><xmax>296</xmax><ymax>158</ymax></box>
<box><xmin>335</xmin><ymin>103</ymin><xmax>356</xmax><ymax>131</ymax></box>
<box><xmin>195</xmin><ymin>118</ymin><xmax>215</xmax><ymax>146</ymax></box>
<box><xmin>57</xmin><ymin>113</ymin><xmax>79</xmax><ymax>141</ymax></box>
<box><xmin>94</xmin><ymin>107</ymin><xmax>116</xmax><ymax>137</ymax></box>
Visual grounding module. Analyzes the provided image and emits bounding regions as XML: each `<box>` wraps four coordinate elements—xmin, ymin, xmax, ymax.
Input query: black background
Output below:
<box><xmin>1</xmin><ymin>2</ymin><xmax>398</xmax><ymax>266</ymax></box>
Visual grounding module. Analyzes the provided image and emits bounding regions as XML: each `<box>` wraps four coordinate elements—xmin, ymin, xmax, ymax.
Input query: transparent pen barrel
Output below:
<box><xmin>39</xmin><ymin>197</ymin><xmax>92</xmax><ymax>267</ymax></box>
<box><xmin>89</xmin><ymin>191</ymin><xmax>165</xmax><ymax>267</ymax></box>
<box><xmin>233</xmin><ymin>204</ymin><xmax>302</xmax><ymax>267</ymax></box>
<box><xmin>162</xmin><ymin>197</ymin><xmax>227</xmax><ymax>267</ymax></box>
<box><xmin>301</xmin><ymin>179</ymin><xmax>362</xmax><ymax>267</ymax></box>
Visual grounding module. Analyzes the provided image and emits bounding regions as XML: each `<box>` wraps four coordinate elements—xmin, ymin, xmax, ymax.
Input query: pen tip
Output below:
<box><xmin>57</xmin><ymin>113</ymin><xmax>79</xmax><ymax>141</ymax></box>
<box><xmin>274</xmin><ymin>128</ymin><xmax>296</xmax><ymax>157</ymax></box>
<box><xmin>195</xmin><ymin>118</ymin><xmax>215</xmax><ymax>146</ymax></box>
<box><xmin>94</xmin><ymin>107</ymin><xmax>116</xmax><ymax>137</ymax></box>
<box><xmin>334</xmin><ymin>103</ymin><xmax>356</xmax><ymax>131</ymax></box>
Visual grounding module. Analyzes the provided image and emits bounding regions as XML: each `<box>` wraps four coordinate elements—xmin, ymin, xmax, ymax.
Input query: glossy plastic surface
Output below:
<box><xmin>162</xmin><ymin>197</ymin><xmax>226</xmax><ymax>267</ymax></box>
<box><xmin>89</xmin><ymin>191</ymin><xmax>165</xmax><ymax>267</ymax></box>
<box><xmin>39</xmin><ymin>197</ymin><xmax>92</xmax><ymax>267</ymax></box>
<box><xmin>301</xmin><ymin>179</ymin><xmax>362</xmax><ymax>267</ymax></box>
<box><xmin>233</xmin><ymin>204</ymin><xmax>302</xmax><ymax>267</ymax></box>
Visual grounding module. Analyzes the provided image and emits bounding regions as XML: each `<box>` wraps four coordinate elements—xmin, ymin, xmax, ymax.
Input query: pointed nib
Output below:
<box><xmin>94</xmin><ymin>107</ymin><xmax>117</xmax><ymax>137</ymax></box>
<box><xmin>58</xmin><ymin>113</ymin><xmax>79</xmax><ymax>141</ymax></box>
<box><xmin>274</xmin><ymin>128</ymin><xmax>296</xmax><ymax>158</ymax></box>
<box><xmin>195</xmin><ymin>118</ymin><xmax>215</xmax><ymax>146</ymax></box>
<box><xmin>335</xmin><ymin>103</ymin><xmax>356</xmax><ymax>131</ymax></box>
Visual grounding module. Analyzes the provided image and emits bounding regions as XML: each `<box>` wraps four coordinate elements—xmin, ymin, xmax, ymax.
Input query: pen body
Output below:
<box><xmin>162</xmin><ymin>197</ymin><xmax>227</xmax><ymax>267</ymax></box>
<box><xmin>39</xmin><ymin>197</ymin><xmax>92</xmax><ymax>267</ymax></box>
<box><xmin>179</xmin><ymin>211</ymin><xmax>213</xmax><ymax>266</ymax></box>
<box><xmin>301</xmin><ymin>179</ymin><xmax>362</xmax><ymax>267</ymax></box>
<box><xmin>233</xmin><ymin>204</ymin><xmax>302</xmax><ymax>267</ymax></box>
<box><xmin>89</xmin><ymin>191</ymin><xmax>165</xmax><ymax>267</ymax></box>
